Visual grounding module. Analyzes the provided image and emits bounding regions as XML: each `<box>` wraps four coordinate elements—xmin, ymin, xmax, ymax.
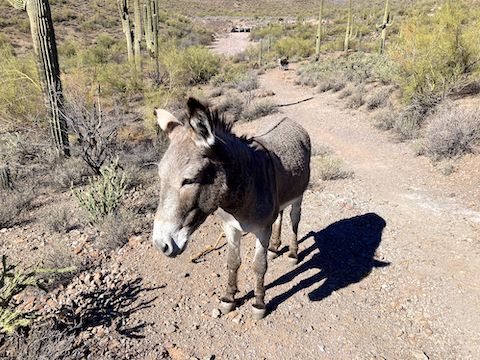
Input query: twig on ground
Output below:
<box><xmin>190</xmin><ymin>232</ymin><xmax>225</xmax><ymax>263</ymax></box>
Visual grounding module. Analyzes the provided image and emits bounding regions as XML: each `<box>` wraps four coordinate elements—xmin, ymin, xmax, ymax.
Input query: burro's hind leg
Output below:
<box><xmin>252</xmin><ymin>226</ymin><xmax>271</xmax><ymax>320</ymax></box>
<box><xmin>267</xmin><ymin>210</ymin><xmax>283</xmax><ymax>260</ymax></box>
<box><xmin>288</xmin><ymin>196</ymin><xmax>303</xmax><ymax>265</ymax></box>
<box><xmin>220</xmin><ymin>222</ymin><xmax>241</xmax><ymax>314</ymax></box>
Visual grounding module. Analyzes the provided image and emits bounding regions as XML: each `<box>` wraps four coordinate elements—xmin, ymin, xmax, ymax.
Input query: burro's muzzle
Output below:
<box><xmin>152</xmin><ymin>220</ymin><xmax>189</xmax><ymax>257</ymax></box>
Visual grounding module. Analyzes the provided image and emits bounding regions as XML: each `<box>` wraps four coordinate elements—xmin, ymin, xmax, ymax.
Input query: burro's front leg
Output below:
<box><xmin>220</xmin><ymin>222</ymin><xmax>241</xmax><ymax>314</ymax></box>
<box><xmin>252</xmin><ymin>226</ymin><xmax>272</xmax><ymax>320</ymax></box>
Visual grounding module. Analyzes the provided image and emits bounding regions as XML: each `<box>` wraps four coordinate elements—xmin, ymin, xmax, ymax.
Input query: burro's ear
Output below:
<box><xmin>187</xmin><ymin>97</ymin><xmax>215</xmax><ymax>148</ymax></box>
<box><xmin>154</xmin><ymin>108</ymin><xmax>182</xmax><ymax>136</ymax></box>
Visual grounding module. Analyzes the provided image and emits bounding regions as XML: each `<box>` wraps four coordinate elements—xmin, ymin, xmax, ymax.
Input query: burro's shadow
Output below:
<box><xmin>263</xmin><ymin>212</ymin><xmax>389</xmax><ymax>312</ymax></box>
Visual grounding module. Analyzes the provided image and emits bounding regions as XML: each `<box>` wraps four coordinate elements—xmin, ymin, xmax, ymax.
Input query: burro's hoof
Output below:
<box><xmin>267</xmin><ymin>250</ymin><xmax>279</xmax><ymax>260</ymax></box>
<box><xmin>219</xmin><ymin>299</ymin><xmax>236</xmax><ymax>314</ymax></box>
<box><xmin>287</xmin><ymin>255</ymin><xmax>298</xmax><ymax>265</ymax></box>
<box><xmin>252</xmin><ymin>304</ymin><xmax>267</xmax><ymax>320</ymax></box>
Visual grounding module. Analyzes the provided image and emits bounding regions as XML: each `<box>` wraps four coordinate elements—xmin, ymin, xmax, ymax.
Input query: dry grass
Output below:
<box><xmin>313</xmin><ymin>154</ymin><xmax>352</xmax><ymax>181</ymax></box>
<box><xmin>242</xmin><ymin>99</ymin><xmax>278</xmax><ymax>121</ymax></box>
<box><xmin>373</xmin><ymin>108</ymin><xmax>398</xmax><ymax>131</ymax></box>
<box><xmin>424</xmin><ymin>104</ymin><xmax>480</xmax><ymax>159</ymax></box>
<box><xmin>96</xmin><ymin>210</ymin><xmax>140</xmax><ymax>251</ymax></box>
<box><xmin>365</xmin><ymin>89</ymin><xmax>389</xmax><ymax>110</ymax></box>
<box><xmin>0</xmin><ymin>190</ymin><xmax>35</xmax><ymax>229</ymax></box>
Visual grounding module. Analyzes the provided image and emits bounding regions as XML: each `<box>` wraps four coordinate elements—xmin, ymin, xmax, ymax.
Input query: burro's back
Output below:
<box><xmin>256</xmin><ymin>117</ymin><xmax>311</xmax><ymax>207</ymax></box>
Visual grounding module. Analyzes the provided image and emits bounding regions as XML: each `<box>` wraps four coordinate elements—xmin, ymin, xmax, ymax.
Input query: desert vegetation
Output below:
<box><xmin>1</xmin><ymin>0</ymin><xmax>480</xmax><ymax>357</ymax></box>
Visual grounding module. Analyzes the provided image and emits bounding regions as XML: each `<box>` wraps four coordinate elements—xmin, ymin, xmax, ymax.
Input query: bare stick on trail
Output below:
<box><xmin>276</xmin><ymin>97</ymin><xmax>314</xmax><ymax>108</ymax></box>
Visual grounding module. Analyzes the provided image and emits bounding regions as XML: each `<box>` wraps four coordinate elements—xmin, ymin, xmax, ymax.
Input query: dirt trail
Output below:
<box><xmin>119</xmin><ymin>67</ymin><xmax>480</xmax><ymax>359</ymax></box>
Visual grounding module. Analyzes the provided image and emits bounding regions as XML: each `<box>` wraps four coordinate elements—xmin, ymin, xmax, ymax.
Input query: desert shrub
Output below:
<box><xmin>313</xmin><ymin>155</ymin><xmax>351</xmax><ymax>181</ymax></box>
<box><xmin>424</xmin><ymin>104</ymin><xmax>480</xmax><ymax>159</ymax></box>
<box><xmin>275</xmin><ymin>36</ymin><xmax>313</xmax><ymax>59</ymax></box>
<box><xmin>64</xmin><ymin>91</ymin><xmax>117</xmax><ymax>175</ymax></box>
<box><xmin>339</xmin><ymin>84</ymin><xmax>354</xmax><ymax>99</ymax></box>
<box><xmin>331</xmin><ymin>77</ymin><xmax>347</xmax><ymax>92</ymax></box>
<box><xmin>96</xmin><ymin>210</ymin><xmax>140</xmax><ymax>251</ymax></box>
<box><xmin>210</xmin><ymin>63</ymin><xmax>250</xmax><ymax>86</ymax></box>
<box><xmin>297</xmin><ymin>53</ymin><xmax>396</xmax><ymax>89</ymax></box>
<box><xmin>208</xmin><ymin>87</ymin><xmax>224</xmax><ymax>97</ymax></box>
<box><xmin>365</xmin><ymin>89</ymin><xmax>389</xmax><ymax>110</ymax></box>
<box><xmin>390</xmin><ymin>1</ymin><xmax>480</xmax><ymax>101</ymax></box>
<box><xmin>242</xmin><ymin>99</ymin><xmax>278</xmax><ymax>121</ymax></box>
<box><xmin>1</xmin><ymin>324</ymin><xmax>87</xmax><ymax>360</ymax></box>
<box><xmin>436</xmin><ymin>159</ymin><xmax>456</xmax><ymax>176</ymax></box>
<box><xmin>233</xmin><ymin>72</ymin><xmax>259</xmax><ymax>93</ymax></box>
<box><xmin>44</xmin><ymin>205</ymin><xmax>73</xmax><ymax>234</ymax></box>
<box><xmin>52</xmin><ymin>157</ymin><xmax>90</xmax><ymax>190</ymax></box>
<box><xmin>315</xmin><ymin>78</ymin><xmax>334</xmax><ymax>92</ymax></box>
<box><xmin>0</xmin><ymin>191</ymin><xmax>34</xmax><ymax>229</ymax></box>
<box><xmin>373</xmin><ymin>108</ymin><xmax>398</xmax><ymax>131</ymax></box>
<box><xmin>346</xmin><ymin>87</ymin><xmax>365</xmax><ymax>109</ymax></box>
<box><xmin>0</xmin><ymin>46</ymin><xmax>45</xmax><ymax>129</ymax></box>
<box><xmin>161</xmin><ymin>45</ymin><xmax>220</xmax><ymax>88</ymax></box>
<box><xmin>392</xmin><ymin>94</ymin><xmax>442</xmax><ymax>140</ymax></box>
<box><xmin>217</xmin><ymin>95</ymin><xmax>245</xmax><ymax>122</ymax></box>
<box><xmin>72</xmin><ymin>158</ymin><xmax>128</xmax><ymax>224</ymax></box>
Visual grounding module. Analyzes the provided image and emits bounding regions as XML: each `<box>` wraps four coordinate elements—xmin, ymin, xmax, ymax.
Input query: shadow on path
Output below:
<box><xmin>239</xmin><ymin>213</ymin><xmax>390</xmax><ymax>313</ymax></box>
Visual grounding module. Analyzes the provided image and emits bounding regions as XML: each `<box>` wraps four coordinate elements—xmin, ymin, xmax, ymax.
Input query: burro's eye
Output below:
<box><xmin>182</xmin><ymin>178</ymin><xmax>196</xmax><ymax>187</ymax></box>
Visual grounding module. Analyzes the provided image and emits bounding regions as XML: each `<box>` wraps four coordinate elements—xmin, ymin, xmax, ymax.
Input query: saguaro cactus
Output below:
<box><xmin>377</xmin><ymin>0</ymin><xmax>394</xmax><ymax>55</ymax></box>
<box><xmin>117</xmin><ymin>0</ymin><xmax>134</xmax><ymax>64</ymax></box>
<box><xmin>315</xmin><ymin>0</ymin><xmax>325</xmax><ymax>60</ymax></box>
<box><xmin>133</xmin><ymin>0</ymin><xmax>142</xmax><ymax>73</ymax></box>
<box><xmin>143</xmin><ymin>0</ymin><xmax>160</xmax><ymax>81</ymax></box>
<box><xmin>344</xmin><ymin>0</ymin><xmax>357</xmax><ymax>53</ymax></box>
<box><xmin>0</xmin><ymin>166</ymin><xmax>12</xmax><ymax>190</ymax></box>
<box><xmin>7</xmin><ymin>0</ymin><xmax>70</xmax><ymax>157</ymax></box>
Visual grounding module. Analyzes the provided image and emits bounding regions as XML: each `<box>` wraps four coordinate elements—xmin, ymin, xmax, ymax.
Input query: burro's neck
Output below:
<box><xmin>217</xmin><ymin>132</ymin><xmax>277</xmax><ymax>227</ymax></box>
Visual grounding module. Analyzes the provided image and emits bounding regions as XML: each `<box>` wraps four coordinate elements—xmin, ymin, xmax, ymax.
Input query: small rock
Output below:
<box><xmin>211</xmin><ymin>308</ymin><xmax>221</xmax><ymax>318</ymax></box>
<box><xmin>232</xmin><ymin>313</ymin><xmax>242</xmax><ymax>324</ymax></box>
<box><xmin>128</xmin><ymin>235</ymin><xmax>142</xmax><ymax>247</ymax></box>
<box><xmin>73</xmin><ymin>243</ymin><xmax>84</xmax><ymax>255</ymax></box>
<box><xmin>0</xmin><ymin>228</ymin><xmax>7</xmax><ymax>233</ymax></box>
<box><xmin>412</xmin><ymin>350</ymin><xmax>429</xmax><ymax>360</ymax></box>
<box><xmin>166</xmin><ymin>324</ymin><xmax>177</xmax><ymax>333</ymax></box>
<box><xmin>203</xmin><ymin>356</ymin><xmax>215</xmax><ymax>360</ymax></box>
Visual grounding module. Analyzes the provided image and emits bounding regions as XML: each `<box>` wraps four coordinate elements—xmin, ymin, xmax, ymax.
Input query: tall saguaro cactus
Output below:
<box><xmin>343</xmin><ymin>0</ymin><xmax>357</xmax><ymax>53</ymax></box>
<box><xmin>315</xmin><ymin>0</ymin><xmax>325</xmax><ymax>60</ymax></box>
<box><xmin>7</xmin><ymin>0</ymin><xmax>70</xmax><ymax>157</ymax></box>
<box><xmin>143</xmin><ymin>0</ymin><xmax>160</xmax><ymax>81</ymax></box>
<box><xmin>377</xmin><ymin>0</ymin><xmax>394</xmax><ymax>55</ymax></box>
<box><xmin>133</xmin><ymin>0</ymin><xmax>142</xmax><ymax>73</ymax></box>
<box><xmin>117</xmin><ymin>0</ymin><xmax>134</xmax><ymax>64</ymax></box>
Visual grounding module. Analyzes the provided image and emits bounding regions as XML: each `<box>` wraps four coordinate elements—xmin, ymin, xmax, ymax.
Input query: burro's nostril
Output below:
<box><xmin>161</xmin><ymin>242</ymin><xmax>169</xmax><ymax>254</ymax></box>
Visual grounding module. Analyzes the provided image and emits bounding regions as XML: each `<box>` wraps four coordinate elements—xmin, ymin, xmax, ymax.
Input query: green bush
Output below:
<box><xmin>390</xmin><ymin>1</ymin><xmax>480</xmax><ymax>101</ymax></box>
<box><xmin>0</xmin><ymin>46</ymin><xmax>45</xmax><ymax>129</ymax></box>
<box><xmin>72</xmin><ymin>158</ymin><xmax>128</xmax><ymax>224</ymax></box>
<box><xmin>275</xmin><ymin>36</ymin><xmax>313</xmax><ymax>59</ymax></box>
<box><xmin>161</xmin><ymin>45</ymin><xmax>220</xmax><ymax>88</ymax></box>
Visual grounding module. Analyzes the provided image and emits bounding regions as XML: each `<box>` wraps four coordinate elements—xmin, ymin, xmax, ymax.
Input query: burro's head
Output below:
<box><xmin>152</xmin><ymin>98</ymin><xmax>228</xmax><ymax>257</ymax></box>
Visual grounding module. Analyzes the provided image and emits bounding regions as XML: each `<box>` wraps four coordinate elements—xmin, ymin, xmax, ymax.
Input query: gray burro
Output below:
<box><xmin>152</xmin><ymin>97</ymin><xmax>311</xmax><ymax>320</ymax></box>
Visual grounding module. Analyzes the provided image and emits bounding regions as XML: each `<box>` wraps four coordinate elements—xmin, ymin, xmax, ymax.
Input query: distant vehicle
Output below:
<box><xmin>231</xmin><ymin>27</ymin><xmax>251</xmax><ymax>33</ymax></box>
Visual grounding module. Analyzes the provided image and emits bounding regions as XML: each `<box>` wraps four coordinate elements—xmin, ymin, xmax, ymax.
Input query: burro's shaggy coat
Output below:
<box><xmin>153</xmin><ymin>98</ymin><xmax>311</xmax><ymax>318</ymax></box>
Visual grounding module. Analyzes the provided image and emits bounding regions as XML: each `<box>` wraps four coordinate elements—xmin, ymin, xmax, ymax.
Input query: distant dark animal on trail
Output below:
<box><xmin>278</xmin><ymin>58</ymin><xmax>289</xmax><ymax>70</ymax></box>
